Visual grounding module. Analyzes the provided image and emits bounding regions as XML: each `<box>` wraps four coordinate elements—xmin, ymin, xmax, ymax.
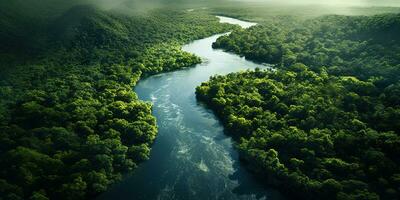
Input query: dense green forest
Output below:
<box><xmin>2</xmin><ymin>0</ymin><xmax>400</xmax><ymax>199</ymax></box>
<box><xmin>211</xmin><ymin>3</ymin><xmax>400</xmax><ymax>20</ymax></box>
<box><xmin>0</xmin><ymin>3</ymin><xmax>235</xmax><ymax>199</ymax></box>
<box><xmin>213</xmin><ymin>13</ymin><xmax>400</xmax><ymax>84</ymax></box>
<box><xmin>197</xmin><ymin>13</ymin><xmax>400</xmax><ymax>200</ymax></box>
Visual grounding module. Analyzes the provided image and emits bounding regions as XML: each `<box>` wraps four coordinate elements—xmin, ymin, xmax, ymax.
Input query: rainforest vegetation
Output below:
<box><xmin>2</xmin><ymin>0</ymin><xmax>400</xmax><ymax>200</ymax></box>
<box><xmin>197</xmin><ymin>12</ymin><xmax>400</xmax><ymax>200</ymax></box>
<box><xmin>0</xmin><ymin>2</ymin><xmax>234</xmax><ymax>199</ymax></box>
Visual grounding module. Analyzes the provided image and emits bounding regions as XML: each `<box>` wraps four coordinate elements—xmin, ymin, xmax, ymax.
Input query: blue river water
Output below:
<box><xmin>99</xmin><ymin>16</ymin><xmax>283</xmax><ymax>200</ymax></box>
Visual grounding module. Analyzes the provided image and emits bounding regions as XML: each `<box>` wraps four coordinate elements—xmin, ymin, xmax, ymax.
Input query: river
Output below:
<box><xmin>99</xmin><ymin>16</ymin><xmax>283</xmax><ymax>200</ymax></box>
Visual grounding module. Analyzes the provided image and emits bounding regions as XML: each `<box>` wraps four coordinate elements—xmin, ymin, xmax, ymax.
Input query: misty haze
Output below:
<box><xmin>1</xmin><ymin>1</ymin><xmax>399</xmax><ymax>200</ymax></box>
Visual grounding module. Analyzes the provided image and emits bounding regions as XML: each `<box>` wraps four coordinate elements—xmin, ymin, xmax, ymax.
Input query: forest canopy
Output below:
<box><xmin>197</xmin><ymin>12</ymin><xmax>400</xmax><ymax>200</ymax></box>
<box><xmin>0</xmin><ymin>5</ymin><xmax>234</xmax><ymax>200</ymax></box>
<box><xmin>1</xmin><ymin>1</ymin><xmax>400</xmax><ymax>200</ymax></box>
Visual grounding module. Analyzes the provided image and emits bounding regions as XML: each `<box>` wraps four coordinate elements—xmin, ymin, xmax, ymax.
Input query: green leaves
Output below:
<box><xmin>203</xmin><ymin>14</ymin><xmax>399</xmax><ymax>200</ymax></box>
<box><xmin>197</xmin><ymin>65</ymin><xmax>400</xmax><ymax>199</ymax></box>
<box><xmin>0</xmin><ymin>7</ymin><xmax>239</xmax><ymax>199</ymax></box>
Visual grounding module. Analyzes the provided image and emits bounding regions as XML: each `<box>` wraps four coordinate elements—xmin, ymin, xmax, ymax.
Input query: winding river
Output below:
<box><xmin>99</xmin><ymin>16</ymin><xmax>283</xmax><ymax>200</ymax></box>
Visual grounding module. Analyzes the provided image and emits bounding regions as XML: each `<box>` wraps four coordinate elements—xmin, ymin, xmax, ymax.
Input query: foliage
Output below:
<box><xmin>0</xmin><ymin>5</ymin><xmax>234</xmax><ymax>200</ymax></box>
<box><xmin>198</xmin><ymin>13</ymin><xmax>400</xmax><ymax>200</ymax></box>
<box><xmin>211</xmin><ymin>3</ymin><xmax>400</xmax><ymax>21</ymax></box>
<box><xmin>197</xmin><ymin>66</ymin><xmax>400</xmax><ymax>200</ymax></box>
<box><xmin>213</xmin><ymin>13</ymin><xmax>400</xmax><ymax>86</ymax></box>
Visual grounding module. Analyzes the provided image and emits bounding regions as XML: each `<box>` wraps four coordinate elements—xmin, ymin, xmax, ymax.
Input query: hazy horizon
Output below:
<box><xmin>228</xmin><ymin>0</ymin><xmax>400</xmax><ymax>7</ymax></box>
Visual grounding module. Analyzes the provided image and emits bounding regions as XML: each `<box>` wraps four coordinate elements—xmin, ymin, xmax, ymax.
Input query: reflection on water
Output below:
<box><xmin>217</xmin><ymin>16</ymin><xmax>257</xmax><ymax>29</ymax></box>
<box><xmin>98</xmin><ymin>16</ymin><xmax>283</xmax><ymax>200</ymax></box>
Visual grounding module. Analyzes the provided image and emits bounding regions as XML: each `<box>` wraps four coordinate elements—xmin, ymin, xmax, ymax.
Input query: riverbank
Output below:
<box><xmin>98</xmin><ymin>16</ymin><xmax>283</xmax><ymax>200</ymax></box>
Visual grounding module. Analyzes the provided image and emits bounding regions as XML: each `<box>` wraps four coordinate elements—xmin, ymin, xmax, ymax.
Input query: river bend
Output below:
<box><xmin>99</xmin><ymin>16</ymin><xmax>282</xmax><ymax>200</ymax></box>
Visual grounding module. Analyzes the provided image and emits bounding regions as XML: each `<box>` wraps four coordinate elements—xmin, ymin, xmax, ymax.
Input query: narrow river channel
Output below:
<box><xmin>99</xmin><ymin>16</ymin><xmax>283</xmax><ymax>200</ymax></box>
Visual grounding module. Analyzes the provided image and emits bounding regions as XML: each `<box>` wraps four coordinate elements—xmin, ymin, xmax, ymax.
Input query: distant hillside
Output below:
<box><xmin>0</xmin><ymin>0</ymin><xmax>87</xmax><ymax>56</ymax></box>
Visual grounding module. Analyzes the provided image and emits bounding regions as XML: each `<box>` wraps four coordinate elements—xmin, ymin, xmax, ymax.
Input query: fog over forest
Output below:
<box><xmin>229</xmin><ymin>0</ymin><xmax>400</xmax><ymax>7</ymax></box>
<box><xmin>2</xmin><ymin>0</ymin><xmax>400</xmax><ymax>17</ymax></box>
